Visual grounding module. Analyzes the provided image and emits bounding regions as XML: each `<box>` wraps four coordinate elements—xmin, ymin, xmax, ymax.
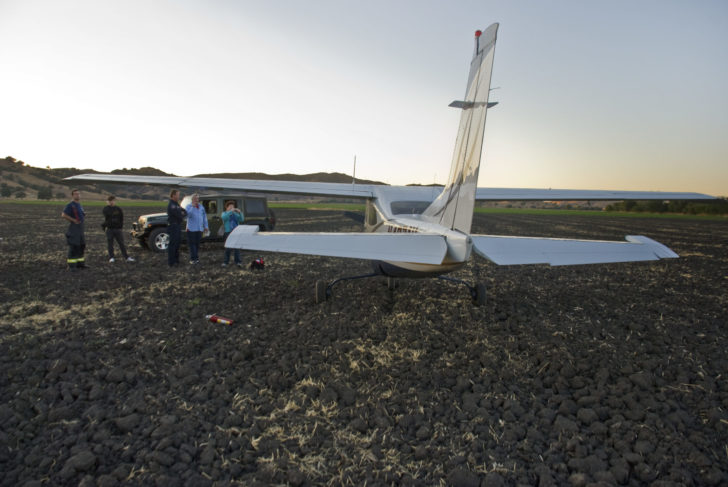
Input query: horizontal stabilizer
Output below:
<box><xmin>448</xmin><ymin>100</ymin><xmax>498</xmax><ymax>109</ymax></box>
<box><xmin>226</xmin><ymin>226</ymin><xmax>448</xmax><ymax>264</ymax></box>
<box><xmin>471</xmin><ymin>234</ymin><xmax>678</xmax><ymax>266</ymax></box>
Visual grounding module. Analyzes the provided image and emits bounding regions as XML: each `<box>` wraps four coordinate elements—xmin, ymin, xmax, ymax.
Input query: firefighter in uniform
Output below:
<box><xmin>61</xmin><ymin>189</ymin><xmax>86</xmax><ymax>270</ymax></box>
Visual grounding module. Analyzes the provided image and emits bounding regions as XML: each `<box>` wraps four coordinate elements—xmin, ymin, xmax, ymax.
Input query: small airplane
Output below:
<box><xmin>67</xmin><ymin>23</ymin><xmax>714</xmax><ymax>305</ymax></box>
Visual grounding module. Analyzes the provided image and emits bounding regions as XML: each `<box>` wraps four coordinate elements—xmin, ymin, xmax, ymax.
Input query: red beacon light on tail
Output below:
<box><xmin>475</xmin><ymin>30</ymin><xmax>482</xmax><ymax>37</ymax></box>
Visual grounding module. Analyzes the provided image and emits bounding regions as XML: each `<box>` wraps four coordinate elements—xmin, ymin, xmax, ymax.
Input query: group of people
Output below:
<box><xmin>61</xmin><ymin>189</ymin><xmax>247</xmax><ymax>270</ymax></box>
<box><xmin>166</xmin><ymin>189</ymin><xmax>244</xmax><ymax>267</ymax></box>
<box><xmin>166</xmin><ymin>190</ymin><xmax>211</xmax><ymax>266</ymax></box>
<box><xmin>62</xmin><ymin>189</ymin><xmax>247</xmax><ymax>270</ymax></box>
<box><xmin>61</xmin><ymin>189</ymin><xmax>134</xmax><ymax>270</ymax></box>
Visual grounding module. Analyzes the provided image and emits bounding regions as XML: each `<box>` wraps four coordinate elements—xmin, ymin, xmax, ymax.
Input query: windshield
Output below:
<box><xmin>390</xmin><ymin>201</ymin><xmax>431</xmax><ymax>215</ymax></box>
<box><xmin>245</xmin><ymin>199</ymin><xmax>266</xmax><ymax>216</ymax></box>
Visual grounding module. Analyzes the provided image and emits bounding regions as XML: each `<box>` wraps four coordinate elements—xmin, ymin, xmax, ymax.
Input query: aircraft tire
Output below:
<box><xmin>315</xmin><ymin>280</ymin><xmax>327</xmax><ymax>304</ymax></box>
<box><xmin>387</xmin><ymin>277</ymin><xmax>397</xmax><ymax>290</ymax></box>
<box><xmin>474</xmin><ymin>283</ymin><xmax>486</xmax><ymax>307</ymax></box>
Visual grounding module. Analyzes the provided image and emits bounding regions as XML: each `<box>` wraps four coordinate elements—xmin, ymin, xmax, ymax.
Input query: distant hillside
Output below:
<box><xmin>0</xmin><ymin>157</ymin><xmax>180</xmax><ymax>200</ymax></box>
<box><xmin>0</xmin><ymin>156</ymin><xmax>384</xmax><ymax>201</ymax></box>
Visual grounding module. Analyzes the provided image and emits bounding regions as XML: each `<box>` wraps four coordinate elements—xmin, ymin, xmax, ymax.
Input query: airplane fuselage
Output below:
<box><xmin>370</xmin><ymin>210</ymin><xmax>474</xmax><ymax>278</ymax></box>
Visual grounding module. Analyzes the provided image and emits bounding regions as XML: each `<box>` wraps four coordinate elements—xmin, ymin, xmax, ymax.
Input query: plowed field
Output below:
<box><xmin>1</xmin><ymin>202</ymin><xmax>726</xmax><ymax>486</ymax></box>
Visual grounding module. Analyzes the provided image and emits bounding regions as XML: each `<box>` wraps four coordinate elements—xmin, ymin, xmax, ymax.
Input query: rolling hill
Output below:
<box><xmin>0</xmin><ymin>156</ymin><xmax>383</xmax><ymax>201</ymax></box>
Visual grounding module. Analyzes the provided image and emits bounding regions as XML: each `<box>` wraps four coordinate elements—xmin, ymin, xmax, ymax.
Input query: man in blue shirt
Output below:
<box><xmin>185</xmin><ymin>193</ymin><xmax>208</xmax><ymax>264</ymax></box>
<box><xmin>167</xmin><ymin>189</ymin><xmax>186</xmax><ymax>267</ymax></box>
<box><xmin>60</xmin><ymin>189</ymin><xmax>86</xmax><ymax>270</ymax></box>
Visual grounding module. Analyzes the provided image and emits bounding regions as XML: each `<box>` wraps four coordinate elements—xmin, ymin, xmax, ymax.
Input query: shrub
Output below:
<box><xmin>37</xmin><ymin>186</ymin><xmax>53</xmax><ymax>200</ymax></box>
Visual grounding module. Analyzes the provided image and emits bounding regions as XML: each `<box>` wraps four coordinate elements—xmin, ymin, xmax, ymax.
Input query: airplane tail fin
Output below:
<box><xmin>423</xmin><ymin>23</ymin><xmax>498</xmax><ymax>234</ymax></box>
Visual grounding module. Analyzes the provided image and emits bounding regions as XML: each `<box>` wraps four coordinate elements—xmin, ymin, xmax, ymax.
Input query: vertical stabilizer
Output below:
<box><xmin>423</xmin><ymin>23</ymin><xmax>498</xmax><ymax>233</ymax></box>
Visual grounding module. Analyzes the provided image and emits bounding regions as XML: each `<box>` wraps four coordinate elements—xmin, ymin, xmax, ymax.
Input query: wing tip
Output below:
<box><xmin>625</xmin><ymin>235</ymin><xmax>679</xmax><ymax>259</ymax></box>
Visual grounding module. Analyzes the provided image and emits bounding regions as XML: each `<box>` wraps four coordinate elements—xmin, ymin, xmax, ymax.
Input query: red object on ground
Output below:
<box><xmin>206</xmin><ymin>314</ymin><xmax>233</xmax><ymax>325</ymax></box>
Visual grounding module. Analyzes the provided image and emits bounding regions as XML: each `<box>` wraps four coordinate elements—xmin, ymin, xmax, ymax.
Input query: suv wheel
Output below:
<box><xmin>149</xmin><ymin>227</ymin><xmax>170</xmax><ymax>253</ymax></box>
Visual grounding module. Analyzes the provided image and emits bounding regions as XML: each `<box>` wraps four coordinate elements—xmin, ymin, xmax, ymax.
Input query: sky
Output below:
<box><xmin>1</xmin><ymin>0</ymin><xmax>726</xmax><ymax>195</ymax></box>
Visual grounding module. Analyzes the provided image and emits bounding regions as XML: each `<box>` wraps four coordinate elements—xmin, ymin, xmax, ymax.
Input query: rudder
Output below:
<box><xmin>423</xmin><ymin>23</ymin><xmax>498</xmax><ymax>233</ymax></box>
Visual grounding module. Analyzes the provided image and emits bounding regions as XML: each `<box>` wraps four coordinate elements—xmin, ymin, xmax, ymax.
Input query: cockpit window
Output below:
<box><xmin>390</xmin><ymin>201</ymin><xmax>430</xmax><ymax>215</ymax></box>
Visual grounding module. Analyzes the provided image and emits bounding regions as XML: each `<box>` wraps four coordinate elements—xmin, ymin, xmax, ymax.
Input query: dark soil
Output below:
<box><xmin>1</xmin><ymin>202</ymin><xmax>727</xmax><ymax>486</ymax></box>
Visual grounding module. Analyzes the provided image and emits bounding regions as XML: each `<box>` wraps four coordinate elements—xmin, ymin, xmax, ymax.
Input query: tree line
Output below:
<box><xmin>604</xmin><ymin>198</ymin><xmax>728</xmax><ymax>215</ymax></box>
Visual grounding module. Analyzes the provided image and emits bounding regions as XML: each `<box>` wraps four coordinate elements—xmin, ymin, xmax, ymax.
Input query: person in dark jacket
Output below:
<box><xmin>167</xmin><ymin>189</ymin><xmax>186</xmax><ymax>267</ymax></box>
<box><xmin>60</xmin><ymin>189</ymin><xmax>86</xmax><ymax>270</ymax></box>
<box><xmin>102</xmin><ymin>195</ymin><xmax>134</xmax><ymax>263</ymax></box>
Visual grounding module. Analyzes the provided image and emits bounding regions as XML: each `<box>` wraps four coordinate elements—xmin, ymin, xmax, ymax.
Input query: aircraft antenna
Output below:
<box><xmin>352</xmin><ymin>155</ymin><xmax>356</xmax><ymax>187</ymax></box>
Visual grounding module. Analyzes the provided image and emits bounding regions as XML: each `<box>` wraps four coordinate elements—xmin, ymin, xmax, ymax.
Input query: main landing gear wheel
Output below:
<box><xmin>473</xmin><ymin>282</ymin><xmax>486</xmax><ymax>307</ymax></box>
<box><xmin>315</xmin><ymin>280</ymin><xmax>328</xmax><ymax>304</ymax></box>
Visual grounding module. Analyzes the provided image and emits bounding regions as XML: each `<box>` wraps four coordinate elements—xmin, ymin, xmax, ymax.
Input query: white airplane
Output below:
<box><xmin>67</xmin><ymin>23</ymin><xmax>714</xmax><ymax>305</ymax></box>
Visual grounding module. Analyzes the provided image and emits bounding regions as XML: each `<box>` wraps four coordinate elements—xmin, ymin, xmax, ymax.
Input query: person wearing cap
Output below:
<box><xmin>60</xmin><ymin>189</ymin><xmax>86</xmax><ymax>270</ymax></box>
<box><xmin>221</xmin><ymin>200</ymin><xmax>244</xmax><ymax>267</ymax></box>
<box><xmin>102</xmin><ymin>195</ymin><xmax>135</xmax><ymax>263</ymax></box>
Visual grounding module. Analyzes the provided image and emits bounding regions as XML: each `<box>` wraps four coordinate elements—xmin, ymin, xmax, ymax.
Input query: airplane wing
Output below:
<box><xmin>63</xmin><ymin>172</ymin><xmax>437</xmax><ymax>202</ymax></box>
<box><xmin>471</xmin><ymin>234</ymin><xmax>678</xmax><ymax>266</ymax></box>
<box><xmin>225</xmin><ymin>226</ymin><xmax>448</xmax><ymax>264</ymax></box>
<box><xmin>475</xmin><ymin>188</ymin><xmax>715</xmax><ymax>200</ymax></box>
<box><xmin>64</xmin><ymin>174</ymin><xmax>377</xmax><ymax>198</ymax></box>
<box><xmin>65</xmin><ymin>174</ymin><xmax>715</xmax><ymax>201</ymax></box>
